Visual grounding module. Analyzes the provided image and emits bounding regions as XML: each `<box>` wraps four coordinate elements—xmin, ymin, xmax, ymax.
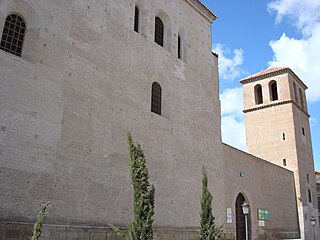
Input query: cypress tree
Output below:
<box><xmin>198</xmin><ymin>167</ymin><xmax>223</xmax><ymax>240</ymax></box>
<box><xmin>109</xmin><ymin>132</ymin><xmax>155</xmax><ymax>240</ymax></box>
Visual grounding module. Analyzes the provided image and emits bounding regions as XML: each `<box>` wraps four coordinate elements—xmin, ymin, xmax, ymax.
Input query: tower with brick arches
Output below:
<box><xmin>240</xmin><ymin>67</ymin><xmax>318</xmax><ymax>240</ymax></box>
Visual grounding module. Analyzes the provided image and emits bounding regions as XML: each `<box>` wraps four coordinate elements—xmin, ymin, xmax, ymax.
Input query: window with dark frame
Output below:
<box><xmin>178</xmin><ymin>35</ymin><xmax>181</xmax><ymax>59</ymax></box>
<box><xmin>302</xmin><ymin>127</ymin><xmax>305</xmax><ymax>136</ymax></box>
<box><xmin>154</xmin><ymin>17</ymin><xmax>164</xmax><ymax>47</ymax></box>
<box><xmin>283</xmin><ymin>159</ymin><xmax>287</xmax><ymax>166</ymax></box>
<box><xmin>151</xmin><ymin>82</ymin><xmax>162</xmax><ymax>115</ymax></box>
<box><xmin>308</xmin><ymin>189</ymin><xmax>312</xmax><ymax>203</ymax></box>
<box><xmin>0</xmin><ymin>14</ymin><xmax>26</xmax><ymax>57</ymax></box>
<box><xmin>134</xmin><ymin>6</ymin><xmax>139</xmax><ymax>33</ymax></box>
<box><xmin>269</xmin><ymin>80</ymin><xmax>278</xmax><ymax>101</ymax></box>
<box><xmin>254</xmin><ymin>84</ymin><xmax>263</xmax><ymax>104</ymax></box>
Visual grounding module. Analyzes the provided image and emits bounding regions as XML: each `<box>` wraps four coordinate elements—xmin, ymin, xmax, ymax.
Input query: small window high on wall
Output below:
<box><xmin>283</xmin><ymin>159</ymin><xmax>287</xmax><ymax>166</ymax></box>
<box><xmin>254</xmin><ymin>84</ymin><xmax>263</xmax><ymax>104</ymax></box>
<box><xmin>308</xmin><ymin>189</ymin><xmax>312</xmax><ymax>203</ymax></box>
<box><xmin>178</xmin><ymin>35</ymin><xmax>181</xmax><ymax>59</ymax></box>
<box><xmin>269</xmin><ymin>80</ymin><xmax>278</xmax><ymax>101</ymax></box>
<box><xmin>151</xmin><ymin>82</ymin><xmax>162</xmax><ymax>115</ymax></box>
<box><xmin>0</xmin><ymin>14</ymin><xmax>26</xmax><ymax>57</ymax></box>
<box><xmin>154</xmin><ymin>17</ymin><xmax>164</xmax><ymax>47</ymax></box>
<box><xmin>134</xmin><ymin>6</ymin><xmax>139</xmax><ymax>33</ymax></box>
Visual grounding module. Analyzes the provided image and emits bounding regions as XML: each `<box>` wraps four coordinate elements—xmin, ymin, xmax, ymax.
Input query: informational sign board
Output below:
<box><xmin>226</xmin><ymin>208</ymin><xmax>232</xmax><ymax>223</ymax></box>
<box><xmin>258</xmin><ymin>220</ymin><xmax>265</xmax><ymax>227</ymax></box>
<box><xmin>258</xmin><ymin>209</ymin><xmax>270</xmax><ymax>220</ymax></box>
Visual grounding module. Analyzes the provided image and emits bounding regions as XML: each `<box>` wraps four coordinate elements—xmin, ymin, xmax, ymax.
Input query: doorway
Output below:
<box><xmin>235</xmin><ymin>193</ymin><xmax>251</xmax><ymax>240</ymax></box>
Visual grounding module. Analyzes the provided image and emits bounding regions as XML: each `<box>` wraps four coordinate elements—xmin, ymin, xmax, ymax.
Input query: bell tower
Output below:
<box><xmin>240</xmin><ymin>67</ymin><xmax>318</xmax><ymax>240</ymax></box>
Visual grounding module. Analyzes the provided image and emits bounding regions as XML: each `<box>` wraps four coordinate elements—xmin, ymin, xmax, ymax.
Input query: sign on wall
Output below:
<box><xmin>258</xmin><ymin>209</ymin><xmax>270</xmax><ymax>220</ymax></box>
<box><xmin>226</xmin><ymin>208</ymin><xmax>232</xmax><ymax>223</ymax></box>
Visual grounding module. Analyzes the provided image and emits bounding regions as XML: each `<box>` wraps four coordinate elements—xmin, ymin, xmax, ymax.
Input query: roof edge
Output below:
<box><xmin>185</xmin><ymin>0</ymin><xmax>217</xmax><ymax>23</ymax></box>
<box><xmin>240</xmin><ymin>67</ymin><xmax>308</xmax><ymax>89</ymax></box>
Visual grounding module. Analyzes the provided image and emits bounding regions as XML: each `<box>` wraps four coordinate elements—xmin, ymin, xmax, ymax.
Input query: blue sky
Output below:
<box><xmin>201</xmin><ymin>0</ymin><xmax>320</xmax><ymax>169</ymax></box>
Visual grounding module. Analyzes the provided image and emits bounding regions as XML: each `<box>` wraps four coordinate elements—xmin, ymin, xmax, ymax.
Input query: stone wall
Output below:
<box><xmin>0</xmin><ymin>0</ymin><xmax>301</xmax><ymax>239</ymax></box>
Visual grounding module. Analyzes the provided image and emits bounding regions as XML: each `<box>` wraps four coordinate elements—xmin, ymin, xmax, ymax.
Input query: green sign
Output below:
<box><xmin>258</xmin><ymin>209</ymin><xmax>270</xmax><ymax>220</ymax></box>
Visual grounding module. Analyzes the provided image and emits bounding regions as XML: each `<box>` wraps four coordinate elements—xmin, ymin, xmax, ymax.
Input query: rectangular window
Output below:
<box><xmin>308</xmin><ymin>189</ymin><xmax>312</xmax><ymax>203</ymax></box>
<box><xmin>302</xmin><ymin>127</ymin><xmax>305</xmax><ymax>136</ymax></box>
<box><xmin>178</xmin><ymin>35</ymin><xmax>181</xmax><ymax>59</ymax></box>
<box><xmin>317</xmin><ymin>194</ymin><xmax>320</xmax><ymax>209</ymax></box>
<box><xmin>283</xmin><ymin>159</ymin><xmax>287</xmax><ymax>166</ymax></box>
<box><xmin>134</xmin><ymin>6</ymin><xmax>139</xmax><ymax>33</ymax></box>
<box><xmin>282</xmin><ymin>133</ymin><xmax>286</xmax><ymax>140</ymax></box>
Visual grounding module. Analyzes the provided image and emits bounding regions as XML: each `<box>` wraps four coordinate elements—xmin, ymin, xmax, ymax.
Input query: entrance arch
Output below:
<box><xmin>235</xmin><ymin>193</ymin><xmax>251</xmax><ymax>240</ymax></box>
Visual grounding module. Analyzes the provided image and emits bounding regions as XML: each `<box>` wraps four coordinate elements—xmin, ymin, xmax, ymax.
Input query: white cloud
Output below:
<box><xmin>220</xmin><ymin>87</ymin><xmax>244</xmax><ymax>118</ymax></box>
<box><xmin>268</xmin><ymin>0</ymin><xmax>320</xmax><ymax>36</ymax></box>
<box><xmin>221</xmin><ymin>116</ymin><xmax>246</xmax><ymax>151</ymax></box>
<box><xmin>268</xmin><ymin>0</ymin><xmax>320</xmax><ymax>103</ymax></box>
<box><xmin>220</xmin><ymin>87</ymin><xmax>246</xmax><ymax>151</ymax></box>
<box><xmin>213</xmin><ymin>44</ymin><xmax>245</xmax><ymax>81</ymax></box>
<box><xmin>310</xmin><ymin>117</ymin><xmax>317</xmax><ymax>126</ymax></box>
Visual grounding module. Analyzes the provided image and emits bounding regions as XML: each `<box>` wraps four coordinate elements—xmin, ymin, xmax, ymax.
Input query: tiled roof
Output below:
<box><xmin>241</xmin><ymin>67</ymin><xmax>288</xmax><ymax>81</ymax></box>
<box><xmin>239</xmin><ymin>66</ymin><xmax>308</xmax><ymax>89</ymax></box>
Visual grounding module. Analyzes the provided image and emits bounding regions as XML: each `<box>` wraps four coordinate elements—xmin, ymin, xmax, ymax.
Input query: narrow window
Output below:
<box><xmin>134</xmin><ymin>6</ymin><xmax>139</xmax><ymax>33</ymax></box>
<box><xmin>317</xmin><ymin>194</ymin><xmax>320</xmax><ymax>210</ymax></box>
<box><xmin>307</xmin><ymin>174</ymin><xmax>309</xmax><ymax>183</ymax></box>
<box><xmin>178</xmin><ymin>35</ymin><xmax>181</xmax><ymax>59</ymax></box>
<box><xmin>299</xmin><ymin>88</ymin><xmax>304</xmax><ymax>108</ymax></box>
<box><xmin>302</xmin><ymin>127</ymin><xmax>305</xmax><ymax>136</ymax></box>
<box><xmin>0</xmin><ymin>14</ymin><xmax>26</xmax><ymax>57</ymax></box>
<box><xmin>283</xmin><ymin>159</ymin><xmax>287</xmax><ymax>166</ymax></box>
<box><xmin>293</xmin><ymin>81</ymin><xmax>298</xmax><ymax>102</ymax></box>
<box><xmin>254</xmin><ymin>84</ymin><xmax>263</xmax><ymax>104</ymax></box>
<box><xmin>282</xmin><ymin>133</ymin><xmax>286</xmax><ymax>140</ymax></box>
<box><xmin>154</xmin><ymin>17</ymin><xmax>164</xmax><ymax>47</ymax></box>
<box><xmin>308</xmin><ymin>189</ymin><xmax>312</xmax><ymax>203</ymax></box>
<box><xmin>151</xmin><ymin>82</ymin><xmax>162</xmax><ymax>115</ymax></box>
<box><xmin>269</xmin><ymin>80</ymin><xmax>278</xmax><ymax>101</ymax></box>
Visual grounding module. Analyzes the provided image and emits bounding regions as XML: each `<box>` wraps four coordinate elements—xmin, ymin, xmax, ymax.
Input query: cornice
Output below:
<box><xmin>185</xmin><ymin>0</ymin><xmax>217</xmax><ymax>23</ymax></box>
<box><xmin>240</xmin><ymin>68</ymin><xmax>308</xmax><ymax>90</ymax></box>
<box><xmin>212</xmin><ymin>52</ymin><xmax>218</xmax><ymax>58</ymax></box>
<box><xmin>243</xmin><ymin>99</ymin><xmax>310</xmax><ymax>117</ymax></box>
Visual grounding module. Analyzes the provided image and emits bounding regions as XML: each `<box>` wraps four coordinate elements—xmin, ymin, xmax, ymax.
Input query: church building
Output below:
<box><xmin>0</xmin><ymin>0</ymin><xmax>318</xmax><ymax>239</ymax></box>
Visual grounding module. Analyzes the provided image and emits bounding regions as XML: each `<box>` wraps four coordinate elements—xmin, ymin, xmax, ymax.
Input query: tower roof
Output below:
<box><xmin>239</xmin><ymin>66</ymin><xmax>308</xmax><ymax>89</ymax></box>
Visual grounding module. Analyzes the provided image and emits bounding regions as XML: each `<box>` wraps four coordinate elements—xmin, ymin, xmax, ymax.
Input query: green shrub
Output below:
<box><xmin>31</xmin><ymin>201</ymin><xmax>50</xmax><ymax>240</ymax></box>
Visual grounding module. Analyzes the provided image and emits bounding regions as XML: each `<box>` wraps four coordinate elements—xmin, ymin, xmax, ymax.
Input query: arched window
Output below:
<box><xmin>134</xmin><ymin>6</ymin><xmax>139</xmax><ymax>33</ymax></box>
<box><xmin>254</xmin><ymin>84</ymin><xmax>263</xmax><ymax>104</ymax></box>
<box><xmin>293</xmin><ymin>81</ymin><xmax>298</xmax><ymax>102</ymax></box>
<box><xmin>154</xmin><ymin>17</ymin><xmax>164</xmax><ymax>47</ymax></box>
<box><xmin>178</xmin><ymin>35</ymin><xmax>181</xmax><ymax>59</ymax></box>
<box><xmin>299</xmin><ymin>88</ymin><xmax>304</xmax><ymax>108</ymax></box>
<box><xmin>0</xmin><ymin>14</ymin><xmax>26</xmax><ymax>57</ymax></box>
<box><xmin>151</xmin><ymin>82</ymin><xmax>162</xmax><ymax>115</ymax></box>
<box><xmin>269</xmin><ymin>80</ymin><xmax>278</xmax><ymax>101</ymax></box>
